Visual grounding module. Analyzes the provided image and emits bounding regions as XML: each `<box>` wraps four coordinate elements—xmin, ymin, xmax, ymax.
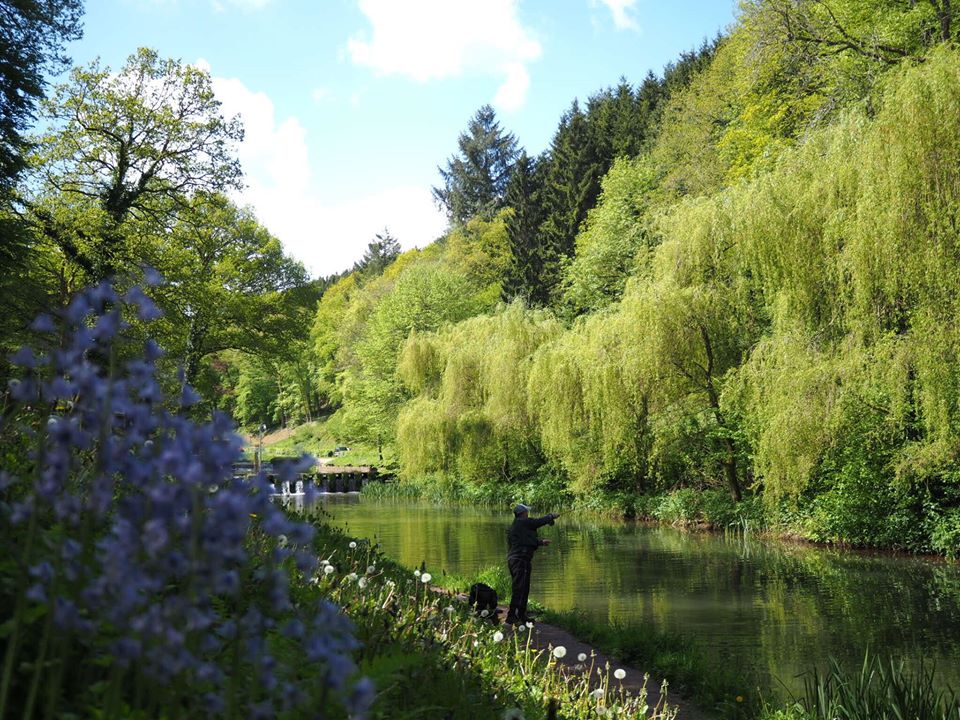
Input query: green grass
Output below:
<box><xmin>255</xmin><ymin>416</ymin><xmax>393</xmax><ymax>469</ymax></box>
<box><xmin>765</xmin><ymin>651</ymin><xmax>960</xmax><ymax>720</ymax></box>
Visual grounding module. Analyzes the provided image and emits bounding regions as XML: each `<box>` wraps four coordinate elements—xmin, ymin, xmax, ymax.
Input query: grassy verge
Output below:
<box><xmin>256</xmin><ymin>416</ymin><xmax>392</xmax><ymax>469</ymax></box>
<box><xmin>304</xmin><ymin>516</ymin><xmax>677</xmax><ymax>719</ymax></box>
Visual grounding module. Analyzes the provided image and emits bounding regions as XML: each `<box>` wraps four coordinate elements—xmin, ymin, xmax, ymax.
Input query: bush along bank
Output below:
<box><xmin>364</xmin><ymin>477</ymin><xmax>960</xmax><ymax>557</ymax></box>
<box><xmin>306</xmin><ymin>518</ymin><xmax>677</xmax><ymax>719</ymax></box>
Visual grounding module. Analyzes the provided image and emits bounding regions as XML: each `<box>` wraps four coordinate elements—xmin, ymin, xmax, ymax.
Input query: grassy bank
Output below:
<box><xmin>305</xmin><ymin>515</ymin><xmax>676</xmax><ymax>719</ymax></box>
<box><xmin>426</xmin><ymin>563</ymin><xmax>761</xmax><ymax>719</ymax></box>
<box><xmin>254</xmin><ymin>416</ymin><xmax>392</xmax><ymax>469</ymax></box>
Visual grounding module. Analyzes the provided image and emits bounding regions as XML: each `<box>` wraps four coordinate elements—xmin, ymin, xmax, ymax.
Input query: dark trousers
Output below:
<box><xmin>507</xmin><ymin>554</ymin><xmax>532</xmax><ymax>622</ymax></box>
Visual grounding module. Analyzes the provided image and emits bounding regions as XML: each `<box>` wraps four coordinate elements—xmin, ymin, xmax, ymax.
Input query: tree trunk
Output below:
<box><xmin>699</xmin><ymin>324</ymin><xmax>742</xmax><ymax>502</ymax></box>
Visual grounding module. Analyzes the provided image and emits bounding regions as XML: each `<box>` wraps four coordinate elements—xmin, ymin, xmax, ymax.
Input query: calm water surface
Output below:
<box><xmin>300</xmin><ymin>495</ymin><xmax>960</xmax><ymax>698</ymax></box>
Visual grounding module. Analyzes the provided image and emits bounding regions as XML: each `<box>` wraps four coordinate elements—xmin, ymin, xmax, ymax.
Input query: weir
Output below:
<box><xmin>231</xmin><ymin>459</ymin><xmax>385</xmax><ymax>493</ymax></box>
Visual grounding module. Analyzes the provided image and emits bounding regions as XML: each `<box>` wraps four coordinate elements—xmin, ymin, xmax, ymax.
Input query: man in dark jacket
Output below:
<box><xmin>506</xmin><ymin>503</ymin><xmax>559</xmax><ymax>625</ymax></box>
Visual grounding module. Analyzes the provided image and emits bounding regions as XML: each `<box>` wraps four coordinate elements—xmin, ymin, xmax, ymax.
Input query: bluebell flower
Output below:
<box><xmin>30</xmin><ymin>313</ymin><xmax>56</xmax><ymax>333</ymax></box>
<box><xmin>10</xmin><ymin>347</ymin><xmax>41</xmax><ymax>368</ymax></box>
<box><xmin>3</xmin><ymin>282</ymin><xmax>371</xmax><ymax>717</ymax></box>
<box><xmin>349</xmin><ymin>676</ymin><xmax>376</xmax><ymax>717</ymax></box>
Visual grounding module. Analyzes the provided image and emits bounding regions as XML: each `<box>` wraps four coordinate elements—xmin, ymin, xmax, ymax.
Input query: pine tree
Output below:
<box><xmin>432</xmin><ymin>105</ymin><xmax>519</xmax><ymax>225</ymax></box>
<box><xmin>502</xmin><ymin>152</ymin><xmax>549</xmax><ymax>305</ymax></box>
<box><xmin>537</xmin><ymin>101</ymin><xmax>605</xmax><ymax>302</ymax></box>
<box><xmin>354</xmin><ymin>229</ymin><xmax>401</xmax><ymax>278</ymax></box>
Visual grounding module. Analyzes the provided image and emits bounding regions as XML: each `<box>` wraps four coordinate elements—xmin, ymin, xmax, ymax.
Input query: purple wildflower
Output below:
<box><xmin>2</xmin><ymin>281</ymin><xmax>369</xmax><ymax>717</ymax></box>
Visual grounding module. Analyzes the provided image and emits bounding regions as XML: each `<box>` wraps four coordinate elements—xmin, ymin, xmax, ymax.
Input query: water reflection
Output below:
<box><xmin>305</xmin><ymin>495</ymin><xmax>960</xmax><ymax>698</ymax></box>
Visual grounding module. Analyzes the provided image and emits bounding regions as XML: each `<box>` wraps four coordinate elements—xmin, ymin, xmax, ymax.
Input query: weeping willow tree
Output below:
<box><xmin>396</xmin><ymin>302</ymin><xmax>561</xmax><ymax>485</ymax></box>
<box><xmin>702</xmin><ymin>47</ymin><xmax>960</xmax><ymax>548</ymax></box>
<box><xmin>527</xmin><ymin>306</ymin><xmax>655</xmax><ymax>496</ymax></box>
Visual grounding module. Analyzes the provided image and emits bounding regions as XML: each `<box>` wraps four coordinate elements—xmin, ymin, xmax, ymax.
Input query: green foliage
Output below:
<box><xmin>502</xmin><ymin>152</ymin><xmax>549</xmax><ymax>305</ymax></box>
<box><xmin>150</xmin><ymin>192</ymin><xmax>314</xmax><ymax>383</ymax></box>
<box><xmin>396</xmin><ymin>302</ymin><xmax>561</xmax><ymax>485</ymax></box>
<box><xmin>342</xmin><ymin>27</ymin><xmax>960</xmax><ymax>554</ymax></box>
<box><xmin>528</xmin><ymin>306</ymin><xmax>653</xmax><ymax>495</ymax></box>
<box><xmin>559</xmin><ymin>156</ymin><xmax>660</xmax><ymax>315</ymax></box>
<box><xmin>29</xmin><ymin>47</ymin><xmax>243</xmax><ymax>280</ymax></box>
<box><xmin>796</xmin><ymin>651</ymin><xmax>960</xmax><ymax>720</ymax></box>
<box><xmin>0</xmin><ymin>0</ymin><xmax>82</xmax><ymax>186</ymax></box>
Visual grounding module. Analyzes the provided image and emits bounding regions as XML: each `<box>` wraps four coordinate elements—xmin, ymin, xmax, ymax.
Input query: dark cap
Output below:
<box><xmin>513</xmin><ymin>503</ymin><xmax>531</xmax><ymax>515</ymax></box>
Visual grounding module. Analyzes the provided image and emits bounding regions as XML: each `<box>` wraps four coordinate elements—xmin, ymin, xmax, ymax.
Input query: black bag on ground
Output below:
<box><xmin>468</xmin><ymin>582</ymin><xmax>499</xmax><ymax>621</ymax></box>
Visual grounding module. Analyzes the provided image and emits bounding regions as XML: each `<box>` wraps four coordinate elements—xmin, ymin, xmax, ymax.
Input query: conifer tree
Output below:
<box><xmin>502</xmin><ymin>151</ymin><xmax>550</xmax><ymax>306</ymax></box>
<box><xmin>537</xmin><ymin>101</ymin><xmax>605</xmax><ymax>301</ymax></box>
<box><xmin>432</xmin><ymin>104</ymin><xmax>519</xmax><ymax>225</ymax></box>
<box><xmin>353</xmin><ymin>229</ymin><xmax>401</xmax><ymax>277</ymax></box>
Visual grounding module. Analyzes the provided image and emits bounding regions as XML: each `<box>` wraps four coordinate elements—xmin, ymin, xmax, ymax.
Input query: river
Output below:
<box><xmin>296</xmin><ymin>494</ymin><xmax>960</xmax><ymax>700</ymax></box>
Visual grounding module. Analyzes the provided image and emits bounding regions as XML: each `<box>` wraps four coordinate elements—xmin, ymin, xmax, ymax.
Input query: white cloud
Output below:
<box><xmin>593</xmin><ymin>0</ymin><xmax>639</xmax><ymax>31</ymax></box>
<box><xmin>205</xmin><ymin>67</ymin><xmax>446</xmax><ymax>276</ymax></box>
<box><xmin>347</xmin><ymin>0</ymin><xmax>541</xmax><ymax>111</ymax></box>
<box><xmin>494</xmin><ymin>62</ymin><xmax>530</xmax><ymax>113</ymax></box>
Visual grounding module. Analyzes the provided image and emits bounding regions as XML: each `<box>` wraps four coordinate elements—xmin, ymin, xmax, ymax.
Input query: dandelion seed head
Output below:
<box><xmin>493</xmin><ymin>631</ymin><xmax>504</xmax><ymax>642</ymax></box>
<box><xmin>614</xmin><ymin>668</ymin><xmax>626</xmax><ymax>680</ymax></box>
<box><xmin>578</xmin><ymin>652</ymin><xmax>587</xmax><ymax>662</ymax></box>
<box><xmin>420</xmin><ymin>572</ymin><xmax>432</xmax><ymax>583</ymax></box>
<box><xmin>324</xmin><ymin>565</ymin><xmax>335</xmax><ymax>575</ymax></box>
<box><xmin>553</xmin><ymin>645</ymin><xmax>567</xmax><ymax>658</ymax></box>
<box><xmin>349</xmin><ymin>541</ymin><xmax>357</xmax><ymax>549</ymax></box>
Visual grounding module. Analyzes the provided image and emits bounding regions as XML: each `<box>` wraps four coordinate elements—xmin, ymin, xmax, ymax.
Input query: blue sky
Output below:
<box><xmin>66</xmin><ymin>0</ymin><xmax>737</xmax><ymax>276</ymax></box>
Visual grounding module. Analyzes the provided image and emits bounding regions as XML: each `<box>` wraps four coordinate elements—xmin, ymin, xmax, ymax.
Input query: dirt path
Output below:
<box><xmin>454</xmin><ymin>593</ymin><xmax>712</xmax><ymax>720</ymax></box>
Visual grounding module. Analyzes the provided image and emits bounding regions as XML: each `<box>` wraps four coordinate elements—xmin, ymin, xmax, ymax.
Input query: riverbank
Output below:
<box><xmin>361</xmin><ymin>477</ymin><xmax>960</xmax><ymax>559</ymax></box>
<box><xmin>308</xmin><ymin>510</ymin><xmax>960</xmax><ymax>720</ymax></box>
<box><xmin>306</xmin><ymin>517</ymin><xmax>679</xmax><ymax>719</ymax></box>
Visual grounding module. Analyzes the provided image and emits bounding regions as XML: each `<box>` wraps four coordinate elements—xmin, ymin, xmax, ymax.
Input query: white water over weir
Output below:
<box><xmin>230</xmin><ymin>459</ymin><xmax>386</xmax><ymax>494</ymax></box>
